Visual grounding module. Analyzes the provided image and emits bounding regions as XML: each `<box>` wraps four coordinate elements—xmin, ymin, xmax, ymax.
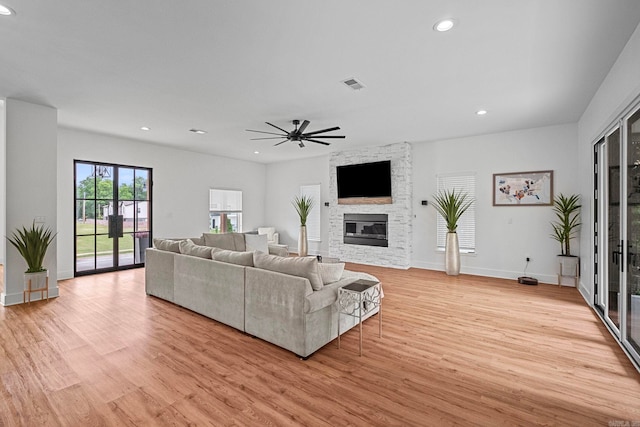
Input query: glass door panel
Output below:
<box><xmin>74</xmin><ymin>161</ymin><xmax>152</xmax><ymax>276</ymax></box>
<box><xmin>626</xmin><ymin>109</ymin><xmax>640</xmax><ymax>353</ymax></box>
<box><xmin>607</xmin><ymin>128</ymin><xmax>621</xmax><ymax>329</ymax></box>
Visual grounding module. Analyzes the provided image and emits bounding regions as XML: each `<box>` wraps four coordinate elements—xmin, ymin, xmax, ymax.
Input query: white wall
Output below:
<box><xmin>578</xmin><ymin>22</ymin><xmax>640</xmax><ymax>303</ymax></box>
<box><xmin>0</xmin><ymin>99</ymin><xmax>5</xmax><ymax>265</ymax></box>
<box><xmin>263</xmin><ymin>123</ymin><xmax>579</xmax><ymax>282</ymax></box>
<box><xmin>411</xmin><ymin>123</ymin><xmax>579</xmax><ymax>283</ymax></box>
<box><xmin>3</xmin><ymin>99</ymin><xmax>58</xmax><ymax>305</ymax></box>
<box><xmin>57</xmin><ymin>128</ymin><xmax>266</xmax><ymax>279</ymax></box>
<box><xmin>264</xmin><ymin>155</ymin><xmax>331</xmax><ymax>256</ymax></box>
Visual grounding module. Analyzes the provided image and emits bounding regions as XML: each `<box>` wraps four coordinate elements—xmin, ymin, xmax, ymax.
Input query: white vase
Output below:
<box><xmin>445</xmin><ymin>232</ymin><xmax>460</xmax><ymax>275</ymax></box>
<box><xmin>298</xmin><ymin>225</ymin><xmax>308</xmax><ymax>257</ymax></box>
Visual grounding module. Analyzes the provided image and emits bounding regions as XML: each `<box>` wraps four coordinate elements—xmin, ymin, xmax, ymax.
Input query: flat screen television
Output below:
<box><xmin>337</xmin><ymin>160</ymin><xmax>392</xmax><ymax>204</ymax></box>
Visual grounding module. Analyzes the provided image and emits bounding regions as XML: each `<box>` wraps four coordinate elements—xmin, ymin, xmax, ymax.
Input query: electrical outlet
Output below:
<box><xmin>526</xmin><ymin>257</ymin><xmax>531</xmax><ymax>262</ymax></box>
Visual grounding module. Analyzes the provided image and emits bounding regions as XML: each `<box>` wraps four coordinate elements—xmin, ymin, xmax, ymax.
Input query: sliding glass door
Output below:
<box><xmin>74</xmin><ymin>161</ymin><xmax>152</xmax><ymax>276</ymax></box>
<box><xmin>626</xmin><ymin>109</ymin><xmax>640</xmax><ymax>355</ymax></box>
<box><xmin>595</xmin><ymin>106</ymin><xmax>640</xmax><ymax>365</ymax></box>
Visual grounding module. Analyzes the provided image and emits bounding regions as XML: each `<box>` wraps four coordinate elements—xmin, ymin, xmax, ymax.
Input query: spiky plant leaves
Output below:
<box><xmin>6</xmin><ymin>221</ymin><xmax>57</xmax><ymax>273</ymax></box>
<box><xmin>292</xmin><ymin>195</ymin><xmax>315</xmax><ymax>227</ymax></box>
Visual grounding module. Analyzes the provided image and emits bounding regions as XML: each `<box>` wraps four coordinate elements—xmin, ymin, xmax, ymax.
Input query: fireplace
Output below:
<box><xmin>343</xmin><ymin>214</ymin><xmax>388</xmax><ymax>247</ymax></box>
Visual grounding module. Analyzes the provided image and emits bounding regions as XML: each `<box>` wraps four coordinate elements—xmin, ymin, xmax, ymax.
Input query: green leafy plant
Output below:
<box><xmin>6</xmin><ymin>221</ymin><xmax>57</xmax><ymax>273</ymax></box>
<box><xmin>292</xmin><ymin>195</ymin><xmax>314</xmax><ymax>226</ymax></box>
<box><xmin>432</xmin><ymin>189</ymin><xmax>474</xmax><ymax>233</ymax></box>
<box><xmin>550</xmin><ymin>193</ymin><xmax>581</xmax><ymax>256</ymax></box>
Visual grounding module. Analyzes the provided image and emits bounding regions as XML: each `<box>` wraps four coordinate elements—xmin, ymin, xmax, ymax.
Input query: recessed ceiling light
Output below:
<box><xmin>0</xmin><ymin>4</ymin><xmax>15</xmax><ymax>15</ymax></box>
<box><xmin>254</xmin><ymin>151</ymin><xmax>260</xmax><ymax>154</ymax></box>
<box><xmin>434</xmin><ymin>18</ymin><xmax>455</xmax><ymax>32</ymax></box>
<box><xmin>189</xmin><ymin>129</ymin><xmax>207</xmax><ymax>134</ymax></box>
<box><xmin>476</xmin><ymin>109</ymin><xmax>488</xmax><ymax>115</ymax></box>
<box><xmin>140</xmin><ymin>126</ymin><xmax>151</xmax><ymax>131</ymax></box>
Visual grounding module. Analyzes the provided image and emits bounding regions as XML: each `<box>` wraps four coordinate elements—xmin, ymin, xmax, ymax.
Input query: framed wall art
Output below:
<box><xmin>493</xmin><ymin>170</ymin><xmax>553</xmax><ymax>206</ymax></box>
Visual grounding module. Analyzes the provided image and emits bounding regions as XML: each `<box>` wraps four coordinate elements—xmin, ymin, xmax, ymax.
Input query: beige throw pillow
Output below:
<box><xmin>212</xmin><ymin>247</ymin><xmax>254</xmax><ymax>266</ymax></box>
<box><xmin>153</xmin><ymin>238</ymin><xmax>181</xmax><ymax>253</ymax></box>
<box><xmin>179</xmin><ymin>239</ymin><xmax>213</xmax><ymax>259</ymax></box>
<box><xmin>318</xmin><ymin>262</ymin><xmax>346</xmax><ymax>285</ymax></box>
<box><xmin>253</xmin><ymin>252</ymin><xmax>323</xmax><ymax>291</ymax></box>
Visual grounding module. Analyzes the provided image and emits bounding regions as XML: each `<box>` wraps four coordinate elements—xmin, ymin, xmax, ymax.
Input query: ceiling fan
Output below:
<box><xmin>246</xmin><ymin>119</ymin><xmax>345</xmax><ymax>148</ymax></box>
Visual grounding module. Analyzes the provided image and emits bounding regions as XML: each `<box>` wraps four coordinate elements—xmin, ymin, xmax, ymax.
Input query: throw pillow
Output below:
<box><xmin>153</xmin><ymin>238</ymin><xmax>181</xmax><ymax>253</ymax></box>
<box><xmin>245</xmin><ymin>233</ymin><xmax>269</xmax><ymax>254</ymax></box>
<box><xmin>211</xmin><ymin>247</ymin><xmax>254</xmax><ymax>266</ymax></box>
<box><xmin>253</xmin><ymin>252</ymin><xmax>323</xmax><ymax>291</ymax></box>
<box><xmin>318</xmin><ymin>262</ymin><xmax>346</xmax><ymax>285</ymax></box>
<box><xmin>202</xmin><ymin>233</ymin><xmax>237</xmax><ymax>250</ymax></box>
<box><xmin>179</xmin><ymin>239</ymin><xmax>212</xmax><ymax>259</ymax></box>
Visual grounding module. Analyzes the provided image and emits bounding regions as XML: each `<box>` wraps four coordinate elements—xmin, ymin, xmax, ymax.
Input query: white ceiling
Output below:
<box><xmin>1</xmin><ymin>1</ymin><xmax>640</xmax><ymax>164</ymax></box>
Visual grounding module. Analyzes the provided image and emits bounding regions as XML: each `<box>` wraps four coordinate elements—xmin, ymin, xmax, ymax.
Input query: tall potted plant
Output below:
<box><xmin>550</xmin><ymin>193</ymin><xmax>581</xmax><ymax>282</ymax></box>
<box><xmin>6</xmin><ymin>221</ymin><xmax>57</xmax><ymax>300</ymax></box>
<box><xmin>292</xmin><ymin>195</ymin><xmax>314</xmax><ymax>257</ymax></box>
<box><xmin>432</xmin><ymin>189</ymin><xmax>474</xmax><ymax>275</ymax></box>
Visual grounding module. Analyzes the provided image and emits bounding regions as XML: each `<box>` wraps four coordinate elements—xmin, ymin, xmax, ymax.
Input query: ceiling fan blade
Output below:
<box><xmin>246</xmin><ymin>129</ymin><xmax>286</xmax><ymax>136</ymax></box>
<box><xmin>303</xmin><ymin>126</ymin><xmax>341</xmax><ymax>136</ymax></box>
<box><xmin>306</xmin><ymin>138</ymin><xmax>331</xmax><ymax>146</ymax></box>
<box><xmin>302</xmin><ymin>135</ymin><xmax>345</xmax><ymax>139</ymax></box>
<box><xmin>297</xmin><ymin>120</ymin><xmax>310</xmax><ymax>134</ymax></box>
<box><xmin>266</xmin><ymin>122</ymin><xmax>290</xmax><ymax>134</ymax></box>
<box><xmin>274</xmin><ymin>140</ymin><xmax>288</xmax><ymax>146</ymax></box>
<box><xmin>250</xmin><ymin>137</ymin><xmax>289</xmax><ymax>140</ymax></box>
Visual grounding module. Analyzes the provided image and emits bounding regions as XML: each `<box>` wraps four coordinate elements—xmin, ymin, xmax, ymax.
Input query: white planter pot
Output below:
<box><xmin>298</xmin><ymin>225</ymin><xmax>308</xmax><ymax>257</ymax></box>
<box><xmin>445</xmin><ymin>232</ymin><xmax>460</xmax><ymax>276</ymax></box>
<box><xmin>24</xmin><ymin>270</ymin><xmax>48</xmax><ymax>291</ymax></box>
<box><xmin>23</xmin><ymin>270</ymin><xmax>49</xmax><ymax>303</ymax></box>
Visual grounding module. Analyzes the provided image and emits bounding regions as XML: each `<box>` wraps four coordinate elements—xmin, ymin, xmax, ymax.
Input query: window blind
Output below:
<box><xmin>436</xmin><ymin>174</ymin><xmax>476</xmax><ymax>253</ymax></box>
<box><xmin>300</xmin><ymin>184</ymin><xmax>321</xmax><ymax>241</ymax></box>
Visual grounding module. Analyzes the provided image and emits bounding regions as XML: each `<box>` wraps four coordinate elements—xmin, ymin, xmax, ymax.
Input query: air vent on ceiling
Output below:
<box><xmin>341</xmin><ymin>77</ymin><xmax>366</xmax><ymax>91</ymax></box>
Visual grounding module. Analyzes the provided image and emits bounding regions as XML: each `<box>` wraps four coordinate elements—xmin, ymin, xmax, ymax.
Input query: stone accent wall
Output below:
<box><xmin>329</xmin><ymin>142</ymin><xmax>412</xmax><ymax>268</ymax></box>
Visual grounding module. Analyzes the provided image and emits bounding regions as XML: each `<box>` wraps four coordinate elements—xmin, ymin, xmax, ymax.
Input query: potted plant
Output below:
<box><xmin>6</xmin><ymin>221</ymin><xmax>57</xmax><ymax>301</ymax></box>
<box><xmin>550</xmin><ymin>193</ymin><xmax>581</xmax><ymax>283</ymax></box>
<box><xmin>292</xmin><ymin>195</ymin><xmax>314</xmax><ymax>257</ymax></box>
<box><xmin>431</xmin><ymin>189</ymin><xmax>474</xmax><ymax>275</ymax></box>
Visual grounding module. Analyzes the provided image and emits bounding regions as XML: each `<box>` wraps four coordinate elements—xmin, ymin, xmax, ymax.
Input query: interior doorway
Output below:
<box><xmin>74</xmin><ymin>161</ymin><xmax>152</xmax><ymax>276</ymax></box>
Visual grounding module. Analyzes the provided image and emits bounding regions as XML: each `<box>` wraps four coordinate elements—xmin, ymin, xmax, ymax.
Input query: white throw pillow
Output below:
<box><xmin>318</xmin><ymin>262</ymin><xmax>346</xmax><ymax>285</ymax></box>
<box><xmin>245</xmin><ymin>233</ymin><xmax>269</xmax><ymax>254</ymax></box>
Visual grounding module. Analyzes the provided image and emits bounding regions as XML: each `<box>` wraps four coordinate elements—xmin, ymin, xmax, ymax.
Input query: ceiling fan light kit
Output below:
<box><xmin>246</xmin><ymin>119</ymin><xmax>345</xmax><ymax>148</ymax></box>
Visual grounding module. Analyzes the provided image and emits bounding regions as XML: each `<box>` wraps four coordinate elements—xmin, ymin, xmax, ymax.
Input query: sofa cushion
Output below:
<box><xmin>318</xmin><ymin>262</ymin><xmax>346</xmax><ymax>285</ymax></box>
<box><xmin>190</xmin><ymin>236</ymin><xmax>205</xmax><ymax>246</ymax></box>
<box><xmin>253</xmin><ymin>252</ymin><xmax>323</xmax><ymax>291</ymax></box>
<box><xmin>212</xmin><ymin>247</ymin><xmax>254</xmax><ymax>266</ymax></box>
<box><xmin>179</xmin><ymin>239</ymin><xmax>213</xmax><ymax>259</ymax></box>
<box><xmin>202</xmin><ymin>233</ymin><xmax>237</xmax><ymax>250</ymax></box>
<box><xmin>245</xmin><ymin>233</ymin><xmax>269</xmax><ymax>254</ymax></box>
<box><xmin>153</xmin><ymin>238</ymin><xmax>181</xmax><ymax>253</ymax></box>
<box><xmin>202</xmin><ymin>232</ymin><xmax>246</xmax><ymax>251</ymax></box>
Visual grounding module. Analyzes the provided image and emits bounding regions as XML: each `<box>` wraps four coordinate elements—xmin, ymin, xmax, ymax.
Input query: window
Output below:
<box><xmin>300</xmin><ymin>184</ymin><xmax>321</xmax><ymax>241</ymax></box>
<box><xmin>436</xmin><ymin>173</ymin><xmax>476</xmax><ymax>253</ymax></box>
<box><xmin>209</xmin><ymin>189</ymin><xmax>242</xmax><ymax>233</ymax></box>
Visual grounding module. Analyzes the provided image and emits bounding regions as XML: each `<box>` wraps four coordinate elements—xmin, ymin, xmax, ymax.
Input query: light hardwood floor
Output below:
<box><xmin>1</xmin><ymin>264</ymin><xmax>639</xmax><ymax>426</ymax></box>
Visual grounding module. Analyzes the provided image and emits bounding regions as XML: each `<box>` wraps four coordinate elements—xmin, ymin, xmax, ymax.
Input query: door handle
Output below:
<box><xmin>108</xmin><ymin>215</ymin><xmax>124</xmax><ymax>238</ymax></box>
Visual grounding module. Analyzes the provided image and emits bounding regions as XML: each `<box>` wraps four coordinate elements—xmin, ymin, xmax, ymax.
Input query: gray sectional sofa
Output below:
<box><xmin>145</xmin><ymin>232</ymin><xmax>380</xmax><ymax>358</ymax></box>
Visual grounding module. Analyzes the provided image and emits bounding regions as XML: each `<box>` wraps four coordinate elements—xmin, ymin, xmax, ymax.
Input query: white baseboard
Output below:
<box><xmin>57</xmin><ymin>270</ymin><xmax>74</xmax><ymax>281</ymax></box>
<box><xmin>1</xmin><ymin>286</ymin><xmax>60</xmax><ymax>306</ymax></box>
<box><xmin>410</xmin><ymin>261</ymin><xmax>562</xmax><ymax>285</ymax></box>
